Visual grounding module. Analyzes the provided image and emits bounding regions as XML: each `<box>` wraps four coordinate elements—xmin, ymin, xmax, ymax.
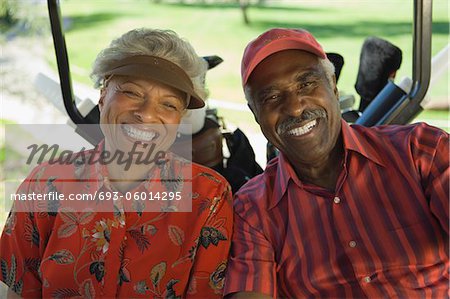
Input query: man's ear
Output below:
<box><xmin>332</xmin><ymin>74</ymin><xmax>339</xmax><ymax>100</ymax></box>
<box><xmin>244</xmin><ymin>86</ymin><xmax>259</xmax><ymax>124</ymax></box>
<box><xmin>98</xmin><ymin>88</ymin><xmax>107</xmax><ymax>111</ymax></box>
<box><xmin>247</xmin><ymin>102</ymin><xmax>259</xmax><ymax>124</ymax></box>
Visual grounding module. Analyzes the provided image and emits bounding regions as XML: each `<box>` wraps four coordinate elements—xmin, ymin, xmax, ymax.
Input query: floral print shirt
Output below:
<box><xmin>0</xmin><ymin>145</ymin><xmax>233</xmax><ymax>298</ymax></box>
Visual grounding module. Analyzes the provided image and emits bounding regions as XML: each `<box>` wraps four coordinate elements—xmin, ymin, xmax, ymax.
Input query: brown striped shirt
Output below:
<box><xmin>224</xmin><ymin>121</ymin><xmax>449</xmax><ymax>298</ymax></box>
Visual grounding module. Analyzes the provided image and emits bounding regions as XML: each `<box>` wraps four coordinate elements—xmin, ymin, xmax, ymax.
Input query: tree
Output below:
<box><xmin>238</xmin><ymin>0</ymin><xmax>250</xmax><ymax>25</ymax></box>
<box><xmin>0</xmin><ymin>0</ymin><xmax>18</xmax><ymax>26</ymax></box>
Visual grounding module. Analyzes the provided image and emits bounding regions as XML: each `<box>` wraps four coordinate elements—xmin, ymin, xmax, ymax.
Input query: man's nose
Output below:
<box><xmin>133</xmin><ymin>99</ymin><xmax>159</xmax><ymax>123</ymax></box>
<box><xmin>281</xmin><ymin>91</ymin><xmax>304</xmax><ymax>117</ymax></box>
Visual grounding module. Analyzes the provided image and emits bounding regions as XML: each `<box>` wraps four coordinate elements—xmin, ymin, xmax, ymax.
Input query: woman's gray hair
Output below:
<box><xmin>90</xmin><ymin>28</ymin><xmax>208</xmax><ymax>100</ymax></box>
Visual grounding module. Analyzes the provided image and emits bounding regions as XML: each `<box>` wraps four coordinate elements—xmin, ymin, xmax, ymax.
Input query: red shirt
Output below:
<box><xmin>1</xmin><ymin>145</ymin><xmax>233</xmax><ymax>298</ymax></box>
<box><xmin>224</xmin><ymin>121</ymin><xmax>449</xmax><ymax>298</ymax></box>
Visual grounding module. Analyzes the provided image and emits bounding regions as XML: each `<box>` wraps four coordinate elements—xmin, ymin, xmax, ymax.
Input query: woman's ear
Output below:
<box><xmin>98</xmin><ymin>88</ymin><xmax>107</xmax><ymax>111</ymax></box>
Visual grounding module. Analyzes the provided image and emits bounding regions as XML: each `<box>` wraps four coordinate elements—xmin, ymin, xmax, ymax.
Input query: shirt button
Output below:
<box><xmin>333</xmin><ymin>196</ymin><xmax>341</xmax><ymax>204</ymax></box>
<box><xmin>363</xmin><ymin>276</ymin><xmax>371</xmax><ymax>283</ymax></box>
<box><xmin>349</xmin><ymin>240</ymin><xmax>357</xmax><ymax>248</ymax></box>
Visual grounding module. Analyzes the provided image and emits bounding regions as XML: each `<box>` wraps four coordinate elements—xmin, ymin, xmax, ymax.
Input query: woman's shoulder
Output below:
<box><xmin>190</xmin><ymin>162</ymin><xmax>230</xmax><ymax>189</ymax></box>
<box><xmin>189</xmin><ymin>162</ymin><xmax>232</xmax><ymax>215</ymax></box>
<box><xmin>21</xmin><ymin>146</ymin><xmax>98</xmax><ymax>182</ymax></box>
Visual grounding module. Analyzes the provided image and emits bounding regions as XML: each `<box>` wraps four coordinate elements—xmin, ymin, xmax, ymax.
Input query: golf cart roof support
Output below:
<box><xmin>377</xmin><ymin>0</ymin><xmax>432</xmax><ymax>125</ymax></box>
<box><xmin>47</xmin><ymin>0</ymin><xmax>87</xmax><ymax>125</ymax></box>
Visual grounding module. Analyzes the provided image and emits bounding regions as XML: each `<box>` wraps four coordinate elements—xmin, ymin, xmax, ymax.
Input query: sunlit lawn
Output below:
<box><xmin>53</xmin><ymin>0</ymin><xmax>449</xmax><ymax>109</ymax></box>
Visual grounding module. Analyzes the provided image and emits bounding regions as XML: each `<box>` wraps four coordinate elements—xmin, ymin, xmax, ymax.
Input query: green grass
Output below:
<box><xmin>51</xmin><ymin>0</ymin><xmax>449</xmax><ymax>105</ymax></box>
<box><xmin>413</xmin><ymin>109</ymin><xmax>449</xmax><ymax>131</ymax></box>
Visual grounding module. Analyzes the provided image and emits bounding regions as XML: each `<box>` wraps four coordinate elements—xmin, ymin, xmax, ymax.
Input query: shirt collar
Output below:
<box><xmin>341</xmin><ymin>120</ymin><xmax>386</xmax><ymax>167</ymax></box>
<box><xmin>87</xmin><ymin>140</ymin><xmax>175</xmax><ymax>191</ymax></box>
<box><xmin>269</xmin><ymin>152</ymin><xmax>299</xmax><ymax>210</ymax></box>
<box><xmin>268</xmin><ymin>119</ymin><xmax>386</xmax><ymax>210</ymax></box>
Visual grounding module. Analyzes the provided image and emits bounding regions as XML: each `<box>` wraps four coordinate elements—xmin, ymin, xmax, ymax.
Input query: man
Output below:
<box><xmin>224</xmin><ymin>28</ymin><xmax>449</xmax><ymax>298</ymax></box>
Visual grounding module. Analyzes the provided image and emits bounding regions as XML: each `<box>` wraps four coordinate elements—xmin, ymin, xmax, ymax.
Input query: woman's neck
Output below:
<box><xmin>106</xmin><ymin>161</ymin><xmax>156</xmax><ymax>193</ymax></box>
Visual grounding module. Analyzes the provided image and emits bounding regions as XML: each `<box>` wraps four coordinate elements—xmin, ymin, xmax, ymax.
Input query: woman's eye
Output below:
<box><xmin>161</xmin><ymin>97</ymin><xmax>184</xmax><ymax>111</ymax></box>
<box><xmin>123</xmin><ymin>90</ymin><xmax>141</xmax><ymax>98</ymax></box>
<box><xmin>164</xmin><ymin>103</ymin><xmax>176</xmax><ymax>109</ymax></box>
<box><xmin>116</xmin><ymin>85</ymin><xmax>142</xmax><ymax>98</ymax></box>
<box><xmin>162</xmin><ymin>101</ymin><xmax>181</xmax><ymax>111</ymax></box>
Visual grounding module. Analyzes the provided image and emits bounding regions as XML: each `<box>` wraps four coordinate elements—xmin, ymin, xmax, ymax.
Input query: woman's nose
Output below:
<box><xmin>133</xmin><ymin>100</ymin><xmax>159</xmax><ymax>123</ymax></box>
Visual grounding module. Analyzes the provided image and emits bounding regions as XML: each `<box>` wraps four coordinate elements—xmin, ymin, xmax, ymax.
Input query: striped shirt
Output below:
<box><xmin>224</xmin><ymin>121</ymin><xmax>449</xmax><ymax>298</ymax></box>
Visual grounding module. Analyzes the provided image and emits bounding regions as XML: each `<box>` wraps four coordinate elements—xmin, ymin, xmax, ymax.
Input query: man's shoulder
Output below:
<box><xmin>351</xmin><ymin>122</ymin><xmax>446</xmax><ymax>140</ymax></box>
<box><xmin>347</xmin><ymin>122</ymin><xmax>448</xmax><ymax>168</ymax></box>
<box><xmin>233</xmin><ymin>157</ymin><xmax>280</xmax><ymax>209</ymax></box>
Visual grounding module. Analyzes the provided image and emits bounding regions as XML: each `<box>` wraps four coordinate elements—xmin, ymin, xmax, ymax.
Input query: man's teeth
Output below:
<box><xmin>123</xmin><ymin>125</ymin><xmax>157</xmax><ymax>141</ymax></box>
<box><xmin>287</xmin><ymin>119</ymin><xmax>317</xmax><ymax>136</ymax></box>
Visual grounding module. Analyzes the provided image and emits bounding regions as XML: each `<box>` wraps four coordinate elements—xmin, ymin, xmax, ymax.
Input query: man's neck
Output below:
<box><xmin>291</xmin><ymin>139</ymin><xmax>344</xmax><ymax>191</ymax></box>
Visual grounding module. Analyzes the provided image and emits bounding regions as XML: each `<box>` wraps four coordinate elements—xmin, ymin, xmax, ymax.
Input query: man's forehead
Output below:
<box><xmin>252</xmin><ymin>66</ymin><xmax>323</xmax><ymax>90</ymax></box>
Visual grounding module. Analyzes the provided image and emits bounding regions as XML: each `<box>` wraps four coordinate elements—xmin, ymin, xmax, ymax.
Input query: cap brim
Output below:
<box><xmin>105</xmin><ymin>56</ymin><xmax>205</xmax><ymax>109</ymax></box>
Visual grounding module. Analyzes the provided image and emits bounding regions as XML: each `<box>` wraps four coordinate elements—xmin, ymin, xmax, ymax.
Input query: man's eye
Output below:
<box><xmin>299</xmin><ymin>82</ymin><xmax>314</xmax><ymax>89</ymax></box>
<box><xmin>264</xmin><ymin>94</ymin><xmax>280</xmax><ymax>102</ymax></box>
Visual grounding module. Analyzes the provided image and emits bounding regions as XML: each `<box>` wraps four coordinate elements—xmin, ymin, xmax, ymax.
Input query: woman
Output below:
<box><xmin>1</xmin><ymin>28</ymin><xmax>232</xmax><ymax>298</ymax></box>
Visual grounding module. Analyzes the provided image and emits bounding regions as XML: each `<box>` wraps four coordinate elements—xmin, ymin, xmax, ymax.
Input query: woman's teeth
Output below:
<box><xmin>287</xmin><ymin>119</ymin><xmax>318</xmax><ymax>136</ymax></box>
<box><xmin>123</xmin><ymin>125</ymin><xmax>157</xmax><ymax>141</ymax></box>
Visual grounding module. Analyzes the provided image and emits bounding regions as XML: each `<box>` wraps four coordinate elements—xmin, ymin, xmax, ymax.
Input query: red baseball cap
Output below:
<box><xmin>241</xmin><ymin>28</ymin><xmax>327</xmax><ymax>86</ymax></box>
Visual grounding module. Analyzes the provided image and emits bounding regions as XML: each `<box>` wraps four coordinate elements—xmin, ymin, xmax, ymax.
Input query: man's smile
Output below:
<box><xmin>286</xmin><ymin>119</ymin><xmax>318</xmax><ymax>137</ymax></box>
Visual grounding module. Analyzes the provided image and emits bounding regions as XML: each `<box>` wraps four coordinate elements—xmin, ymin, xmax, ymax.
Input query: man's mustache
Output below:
<box><xmin>277</xmin><ymin>109</ymin><xmax>327</xmax><ymax>135</ymax></box>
